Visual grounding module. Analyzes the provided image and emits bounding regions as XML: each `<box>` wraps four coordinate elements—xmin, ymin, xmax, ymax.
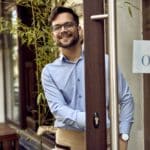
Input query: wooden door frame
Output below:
<box><xmin>143</xmin><ymin>0</ymin><xmax>150</xmax><ymax>149</ymax></box>
<box><xmin>83</xmin><ymin>0</ymin><xmax>107</xmax><ymax>149</ymax></box>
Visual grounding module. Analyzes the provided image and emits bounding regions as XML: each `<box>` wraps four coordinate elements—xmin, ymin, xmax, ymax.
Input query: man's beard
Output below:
<box><xmin>56</xmin><ymin>32</ymin><xmax>80</xmax><ymax>49</ymax></box>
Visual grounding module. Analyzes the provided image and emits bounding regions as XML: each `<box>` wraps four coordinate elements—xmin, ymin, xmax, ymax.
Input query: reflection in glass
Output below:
<box><xmin>4</xmin><ymin>7</ymin><xmax>20</xmax><ymax>124</ymax></box>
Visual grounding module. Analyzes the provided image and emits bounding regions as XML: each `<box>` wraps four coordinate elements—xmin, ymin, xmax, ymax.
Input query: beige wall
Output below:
<box><xmin>117</xmin><ymin>0</ymin><xmax>144</xmax><ymax>149</ymax></box>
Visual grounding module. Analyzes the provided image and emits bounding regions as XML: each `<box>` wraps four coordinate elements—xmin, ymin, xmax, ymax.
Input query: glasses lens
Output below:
<box><xmin>63</xmin><ymin>22</ymin><xmax>76</xmax><ymax>28</ymax></box>
<box><xmin>52</xmin><ymin>22</ymin><xmax>76</xmax><ymax>32</ymax></box>
<box><xmin>52</xmin><ymin>25</ymin><xmax>61</xmax><ymax>31</ymax></box>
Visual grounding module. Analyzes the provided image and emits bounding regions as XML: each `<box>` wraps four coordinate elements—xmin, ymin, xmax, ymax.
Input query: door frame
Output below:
<box><xmin>83</xmin><ymin>0</ymin><xmax>107</xmax><ymax>149</ymax></box>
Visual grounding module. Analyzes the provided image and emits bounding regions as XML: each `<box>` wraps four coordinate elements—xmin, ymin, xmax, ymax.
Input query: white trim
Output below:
<box><xmin>0</xmin><ymin>49</ymin><xmax>5</xmax><ymax>122</ymax></box>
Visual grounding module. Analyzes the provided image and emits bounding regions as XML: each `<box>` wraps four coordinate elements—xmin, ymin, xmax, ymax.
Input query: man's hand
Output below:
<box><xmin>119</xmin><ymin>138</ymin><xmax>128</xmax><ymax>150</ymax></box>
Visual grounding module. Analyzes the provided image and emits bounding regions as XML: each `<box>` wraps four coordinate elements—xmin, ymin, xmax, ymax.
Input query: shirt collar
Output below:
<box><xmin>59</xmin><ymin>50</ymin><xmax>84</xmax><ymax>63</ymax></box>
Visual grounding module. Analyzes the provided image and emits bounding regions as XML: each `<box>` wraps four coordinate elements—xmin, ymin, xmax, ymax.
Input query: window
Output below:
<box><xmin>2</xmin><ymin>3</ymin><xmax>20</xmax><ymax>125</ymax></box>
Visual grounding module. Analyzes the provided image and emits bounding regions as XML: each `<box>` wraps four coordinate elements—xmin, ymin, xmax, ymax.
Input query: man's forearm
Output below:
<box><xmin>119</xmin><ymin>138</ymin><xmax>128</xmax><ymax>150</ymax></box>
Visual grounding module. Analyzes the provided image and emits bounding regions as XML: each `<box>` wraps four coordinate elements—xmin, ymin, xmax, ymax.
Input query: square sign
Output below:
<box><xmin>133</xmin><ymin>40</ymin><xmax>150</xmax><ymax>73</ymax></box>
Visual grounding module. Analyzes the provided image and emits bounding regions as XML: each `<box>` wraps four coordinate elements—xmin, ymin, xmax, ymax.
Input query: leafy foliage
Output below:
<box><xmin>15</xmin><ymin>0</ymin><xmax>67</xmax><ymax>94</ymax></box>
<box><xmin>0</xmin><ymin>0</ymin><xmax>68</xmax><ymax>126</ymax></box>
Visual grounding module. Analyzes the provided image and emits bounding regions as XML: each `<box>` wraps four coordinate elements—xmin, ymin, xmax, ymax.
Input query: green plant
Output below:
<box><xmin>0</xmin><ymin>0</ymin><xmax>68</xmax><ymax>126</ymax></box>
<box><xmin>15</xmin><ymin>0</ymin><xmax>67</xmax><ymax>92</ymax></box>
<box><xmin>17</xmin><ymin>0</ymin><xmax>68</xmax><ymax>126</ymax></box>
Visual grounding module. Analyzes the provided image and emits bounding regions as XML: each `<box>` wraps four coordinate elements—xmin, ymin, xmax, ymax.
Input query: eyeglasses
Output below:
<box><xmin>51</xmin><ymin>22</ymin><xmax>77</xmax><ymax>32</ymax></box>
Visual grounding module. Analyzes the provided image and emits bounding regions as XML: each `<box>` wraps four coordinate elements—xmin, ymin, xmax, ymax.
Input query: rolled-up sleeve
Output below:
<box><xmin>41</xmin><ymin>66</ymin><xmax>85</xmax><ymax>130</ymax></box>
<box><xmin>118</xmin><ymin>69</ymin><xmax>134</xmax><ymax>134</ymax></box>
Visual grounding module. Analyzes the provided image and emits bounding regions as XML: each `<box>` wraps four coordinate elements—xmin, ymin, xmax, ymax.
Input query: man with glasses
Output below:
<box><xmin>41</xmin><ymin>6</ymin><xmax>134</xmax><ymax>150</ymax></box>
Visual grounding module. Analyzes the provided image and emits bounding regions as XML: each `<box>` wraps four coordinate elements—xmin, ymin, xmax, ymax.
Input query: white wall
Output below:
<box><xmin>117</xmin><ymin>0</ymin><xmax>144</xmax><ymax>149</ymax></box>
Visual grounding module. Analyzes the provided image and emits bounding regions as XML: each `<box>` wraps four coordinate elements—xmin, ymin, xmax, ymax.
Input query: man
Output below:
<box><xmin>41</xmin><ymin>6</ymin><xmax>134</xmax><ymax>150</ymax></box>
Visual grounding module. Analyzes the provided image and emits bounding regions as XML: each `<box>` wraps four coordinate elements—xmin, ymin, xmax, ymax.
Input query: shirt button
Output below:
<box><xmin>77</xmin><ymin>78</ymin><xmax>80</xmax><ymax>82</ymax></box>
<box><xmin>79</xmin><ymin>95</ymin><xmax>82</xmax><ymax>98</ymax></box>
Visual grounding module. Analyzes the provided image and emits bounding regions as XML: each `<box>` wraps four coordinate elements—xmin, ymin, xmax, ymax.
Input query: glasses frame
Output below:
<box><xmin>51</xmin><ymin>21</ymin><xmax>77</xmax><ymax>33</ymax></box>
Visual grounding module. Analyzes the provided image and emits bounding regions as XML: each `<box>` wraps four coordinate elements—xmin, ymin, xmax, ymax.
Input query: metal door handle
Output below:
<box><xmin>90</xmin><ymin>14</ymin><xmax>108</xmax><ymax>20</ymax></box>
<box><xmin>93</xmin><ymin>112</ymin><xmax>100</xmax><ymax>128</ymax></box>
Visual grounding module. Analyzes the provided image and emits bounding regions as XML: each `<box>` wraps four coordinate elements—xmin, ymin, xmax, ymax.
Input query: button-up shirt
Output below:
<box><xmin>41</xmin><ymin>54</ymin><xmax>134</xmax><ymax>134</ymax></box>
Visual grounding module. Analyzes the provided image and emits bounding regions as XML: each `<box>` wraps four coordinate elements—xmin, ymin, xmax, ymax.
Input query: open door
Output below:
<box><xmin>83</xmin><ymin>0</ymin><xmax>107</xmax><ymax>149</ymax></box>
<box><xmin>143</xmin><ymin>0</ymin><xmax>150</xmax><ymax>149</ymax></box>
<box><xmin>83</xmin><ymin>0</ymin><xmax>119</xmax><ymax>149</ymax></box>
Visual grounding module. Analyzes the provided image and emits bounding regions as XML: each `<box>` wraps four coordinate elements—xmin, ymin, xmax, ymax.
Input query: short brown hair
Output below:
<box><xmin>48</xmin><ymin>6</ymin><xmax>79</xmax><ymax>26</ymax></box>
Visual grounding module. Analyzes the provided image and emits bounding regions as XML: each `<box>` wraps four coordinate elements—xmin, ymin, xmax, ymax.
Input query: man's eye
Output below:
<box><xmin>52</xmin><ymin>22</ymin><xmax>76</xmax><ymax>32</ymax></box>
<box><xmin>64</xmin><ymin>22</ymin><xmax>75</xmax><ymax>28</ymax></box>
<box><xmin>52</xmin><ymin>25</ymin><xmax>61</xmax><ymax>31</ymax></box>
<box><xmin>65</xmin><ymin>23</ymin><xmax>73</xmax><ymax>27</ymax></box>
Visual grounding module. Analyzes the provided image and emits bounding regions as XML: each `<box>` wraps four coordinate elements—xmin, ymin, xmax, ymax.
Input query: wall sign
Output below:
<box><xmin>133</xmin><ymin>40</ymin><xmax>150</xmax><ymax>73</ymax></box>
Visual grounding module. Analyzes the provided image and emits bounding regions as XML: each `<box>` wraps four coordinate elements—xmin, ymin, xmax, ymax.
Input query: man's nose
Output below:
<box><xmin>60</xmin><ymin>25</ymin><xmax>67</xmax><ymax>32</ymax></box>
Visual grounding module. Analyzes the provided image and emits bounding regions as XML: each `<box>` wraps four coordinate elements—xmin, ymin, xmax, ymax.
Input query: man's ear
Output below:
<box><xmin>78</xmin><ymin>25</ymin><xmax>82</xmax><ymax>32</ymax></box>
<box><xmin>78</xmin><ymin>26</ymin><xmax>84</xmax><ymax>44</ymax></box>
<box><xmin>51</xmin><ymin>31</ymin><xmax>56</xmax><ymax>41</ymax></box>
<box><xmin>50</xmin><ymin>32</ymin><xmax>57</xmax><ymax>46</ymax></box>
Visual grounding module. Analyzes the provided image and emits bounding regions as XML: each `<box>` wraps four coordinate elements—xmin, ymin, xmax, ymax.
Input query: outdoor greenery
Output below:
<box><xmin>16</xmin><ymin>0</ymin><xmax>68</xmax><ymax>126</ymax></box>
<box><xmin>0</xmin><ymin>0</ymin><xmax>68</xmax><ymax>126</ymax></box>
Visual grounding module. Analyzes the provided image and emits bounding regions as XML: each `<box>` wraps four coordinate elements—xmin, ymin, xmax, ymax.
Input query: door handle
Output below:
<box><xmin>90</xmin><ymin>14</ymin><xmax>108</xmax><ymax>20</ymax></box>
<box><xmin>91</xmin><ymin>1</ymin><xmax>119</xmax><ymax>150</ymax></box>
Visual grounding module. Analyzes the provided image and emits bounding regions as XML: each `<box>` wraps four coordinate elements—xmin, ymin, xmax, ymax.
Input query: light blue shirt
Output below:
<box><xmin>41</xmin><ymin>54</ymin><xmax>134</xmax><ymax>134</ymax></box>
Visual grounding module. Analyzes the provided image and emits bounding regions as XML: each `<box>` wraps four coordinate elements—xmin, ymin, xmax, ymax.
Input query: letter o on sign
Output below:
<box><xmin>142</xmin><ymin>55</ymin><xmax>150</xmax><ymax>66</ymax></box>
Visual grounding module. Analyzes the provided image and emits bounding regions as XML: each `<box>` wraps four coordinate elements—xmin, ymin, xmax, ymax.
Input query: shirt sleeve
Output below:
<box><xmin>41</xmin><ymin>66</ymin><xmax>85</xmax><ymax>130</ymax></box>
<box><xmin>118</xmin><ymin>69</ymin><xmax>134</xmax><ymax>135</ymax></box>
